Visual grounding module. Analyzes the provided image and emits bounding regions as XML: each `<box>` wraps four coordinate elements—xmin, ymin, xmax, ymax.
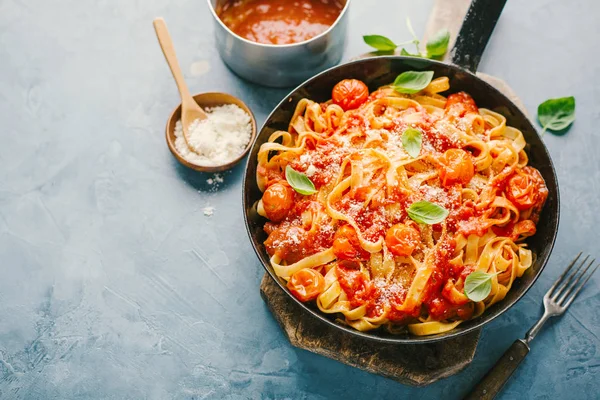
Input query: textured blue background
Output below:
<box><xmin>1</xmin><ymin>0</ymin><xmax>599</xmax><ymax>399</ymax></box>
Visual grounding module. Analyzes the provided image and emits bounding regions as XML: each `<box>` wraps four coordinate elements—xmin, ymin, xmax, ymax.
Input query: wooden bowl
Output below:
<box><xmin>165</xmin><ymin>92</ymin><xmax>257</xmax><ymax>172</ymax></box>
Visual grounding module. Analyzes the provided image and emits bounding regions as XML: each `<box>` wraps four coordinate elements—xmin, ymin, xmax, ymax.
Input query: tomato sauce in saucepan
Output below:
<box><xmin>217</xmin><ymin>0</ymin><xmax>345</xmax><ymax>45</ymax></box>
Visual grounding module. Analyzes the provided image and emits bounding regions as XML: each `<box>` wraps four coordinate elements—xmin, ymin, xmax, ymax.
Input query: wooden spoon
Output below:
<box><xmin>153</xmin><ymin>17</ymin><xmax>206</xmax><ymax>153</ymax></box>
<box><xmin>153</xmin><ymin>18</ymin><xmax>257</xmax><ymax>172</ymax></box>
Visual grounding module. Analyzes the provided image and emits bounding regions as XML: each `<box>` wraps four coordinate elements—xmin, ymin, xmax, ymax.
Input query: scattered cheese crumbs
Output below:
<box><xmin>203</xmin><ymin>206</ymin><xmax>215</xmax><ymax>216</ymax></box>
<box><xmin>305</xmin><ymin>165</ymin><xmax>317</xmax><ymax>177</ymax></box>
<box><xmin>174</xmin><ymin>104</ymin><xmax>251</xmax><ymax>166</ymax></box>
<box><xmin>206</xmin><ymin>173</ymin><xmax>225</xmax><ymax>189</ymax></box>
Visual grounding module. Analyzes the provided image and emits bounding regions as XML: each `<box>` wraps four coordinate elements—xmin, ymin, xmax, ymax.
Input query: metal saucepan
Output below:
<box><xmin>207</xmin><ymin>0</ymin><xmax>350</xmax><ymax>88</ymax></box>
<box><xmin>243</xmin><ymin>0</ymin><xmax>559</xmax><ymax>344</ymax></box>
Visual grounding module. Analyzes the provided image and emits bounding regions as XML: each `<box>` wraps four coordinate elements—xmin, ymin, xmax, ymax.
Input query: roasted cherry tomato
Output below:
<box><xmin>332</xmin><ymin>79</ymin><xmax>369</xmax><ymax>111</ymax></box>
<box><xmin>332</xmin><ymin>224</ymin><xmax>370</xmax><ymax>261</ymax></box>
<box><xmin>287</xmin><ymin>268</ymin><xmax>325</xmax><ymax>302</ymax></box>
<box><xmin>385</xmin><ymin>223</ymin><xmax>420</xmax><ymax>257</ymax></box>
<box><xmin>262</xmin><ymin>182</ymin><xmax>294</xmax><ymax>221</ymax></box>
<box><xmin>505</xmin><ymin>166</ymin><xmax>548</xmax><ymax>211</ymax></box>
<box><xmin>438</xmin><ymin>148</ymin><xmax>475</xmax><ymax>187</ymax></box>
<box><xmin>427</xmin><ymin>295</ymin><xmax>474</xmax><ymax>320</ymax></box>
<box><xmin>444</xmin><ymin>91</ymin><xmax>479</xmax><ymax>118</ymax></box>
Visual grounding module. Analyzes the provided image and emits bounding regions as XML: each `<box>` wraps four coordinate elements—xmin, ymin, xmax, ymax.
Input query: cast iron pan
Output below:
<box><xmin>243</xmin><ymin>0</ymin><xmax>559</xmax><ymax>344</ymax></box>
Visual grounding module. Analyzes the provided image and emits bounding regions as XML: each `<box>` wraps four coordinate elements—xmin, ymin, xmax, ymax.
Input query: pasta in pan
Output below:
<box><xmin>255</xmin><ymin>74</ymin><xmax>547</xmax><ymax>336</ymax></box>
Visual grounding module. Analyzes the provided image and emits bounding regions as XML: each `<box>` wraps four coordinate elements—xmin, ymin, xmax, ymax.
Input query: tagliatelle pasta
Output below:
<box><xmin>255</xmin><ymin>75</ymin><xmax>548</xmax><ymax>336</ymax></box>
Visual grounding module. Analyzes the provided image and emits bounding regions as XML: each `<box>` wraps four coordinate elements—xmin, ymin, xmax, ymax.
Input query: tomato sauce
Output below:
<box><xmin>336</xmin><ymin>264</ymin><xmax>416</xmax><ymax>321</ymax></box>
<box><xmin>258</xmin><ymin>78</ymin><xmax>549</xmax><ymax>331</ymax></box>
<box><xmin>264</xmin><ymin>198</ymin><xmax>335</xmax><ymax>263</ymax></box>
<box><xmin>339</xmin><ymin>237</ymin><xmax>464</xmax><ymax>322</ymax></box>
<box><xmin>336</xmin><ymin>265</ymin><xmax>373</xmax><ymax>308</ymax></box>
<box><xmin>217</xmin><ymin>0</ymin><xmax>345</xmax><ymax>45</ymax></box>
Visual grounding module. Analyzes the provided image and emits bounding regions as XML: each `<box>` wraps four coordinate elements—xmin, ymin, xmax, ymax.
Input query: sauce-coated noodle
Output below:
<box><xmin>256</xmin><ymin>76</ymin><xmax>547</xmax><ymax>335</ymax></box>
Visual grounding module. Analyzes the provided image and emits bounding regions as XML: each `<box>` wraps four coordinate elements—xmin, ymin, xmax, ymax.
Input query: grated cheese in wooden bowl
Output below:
<box><xmin>174</xmin><ymin>104</ymin><xmax>252</xmax><ymax>166</ymax></box>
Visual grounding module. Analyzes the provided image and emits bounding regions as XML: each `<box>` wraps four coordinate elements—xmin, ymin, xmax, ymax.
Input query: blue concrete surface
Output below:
<box><xmin>0</xmin><ymin>0</ymin><xmax>598</xmax><ymax>399</ymax></box>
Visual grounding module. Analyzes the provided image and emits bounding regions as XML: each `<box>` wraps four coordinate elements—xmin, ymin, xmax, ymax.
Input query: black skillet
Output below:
<box><xmin>243</xmin><ymin>0</ymin><xmax>559</xmax><ymax>344</ymax></box>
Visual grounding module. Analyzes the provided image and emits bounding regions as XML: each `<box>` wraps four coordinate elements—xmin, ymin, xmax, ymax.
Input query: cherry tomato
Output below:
<box><xmin>385</xmin><ymin>223</ymin><xmax>420</xmax><ymax>257</ymax></box>
<box><xmin>505</xmin><ymin>166</ymin><xmax>548</xmax><ymax>211</ymax></box>
<box><xmin>332</xmin><ymin>79</ymin><xmax>369</xmax><ymax>111</ymax></box>
<box><xmin>438</xmin><ymin>148</ymin><xmax>475</xmax><ymax>187</ymax></box>
<box><xmin>262</xmin><ymin>182</ymin><xmax>294</xmax><ymax>221</ymax></box>
<box><xmin>332</xmin><ymin>224</ymin><xmax>370</xmax><ymax>261</ymax></box>
<box><xmin>287</xmin><ymin>268</ymin><xmax>325</xmax><ymax>302</ymax></box>
<box><xmin>427</xmin><ymin>295</ymin><xmax>474</xmax><ymax>320</ymax></box>
<box><xmin>444</xmin><ymin>92</ymin><xmax>479</xmax><ymax>118</ymax></box>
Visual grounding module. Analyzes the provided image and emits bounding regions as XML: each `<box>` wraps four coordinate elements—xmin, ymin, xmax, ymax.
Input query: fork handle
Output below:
<box><xmin>464</xmin><ymin>339</ymin><xmax>530</xmax><ymax>400</ymax></box>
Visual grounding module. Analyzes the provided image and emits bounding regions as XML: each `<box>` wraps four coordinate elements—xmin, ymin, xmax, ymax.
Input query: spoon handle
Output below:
<box><xmin>153</xmin><ymin>18</ymin><xmax>194</xmax><ymax>107</ymax></box>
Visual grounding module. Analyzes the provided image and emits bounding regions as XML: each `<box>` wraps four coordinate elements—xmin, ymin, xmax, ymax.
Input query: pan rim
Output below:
<box><xmin>242</xmin><ymin>55</ymin><xmax>560</xmax><ymax>344</ymax></box>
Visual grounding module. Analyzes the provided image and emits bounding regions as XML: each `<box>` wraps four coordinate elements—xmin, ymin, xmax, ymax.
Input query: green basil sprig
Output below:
<box><xmin>464</xmin><ymin>271</ymin><xmax>500</xmax><ymax>302</ymax></box>
<box><xmin>285</xmin><ymin>165</ymin><xmax>317</xmax><ymax>195</ymax></box>
<box><xmin>362</xmin><ymin>35</ymin><xmax>398</xmax><ymax>51</ymax></box>
<box><xmin>393</xmin><ymin>71</ymin><xmax>434</xmax><ymax>94</ymax></box>
<box><xmin>406</xmin><ymin>201</ymin><xmax>448</xmax><ymax>225</ymax></box>
<box><xmin>363</xmin><ymin>18</ymin><xmax>450</xmax><ymax>59</ymax></box>
<box><xmin>402</xmin><ymin>127</ymin><xmax>422</xmax><ymax>158</ymax></box>
<box><xmin>537</xmin><ymin>96</ymin><xmax>575</xmax><ymax>134</ymax></box>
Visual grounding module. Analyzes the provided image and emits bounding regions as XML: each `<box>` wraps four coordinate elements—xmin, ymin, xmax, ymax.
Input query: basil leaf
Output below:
<box><xmin>426</xmin><ymin>29</ymin><xmax>450</xmax><ymax>57</ymax></box>
<box><xmin>285</xmin><ymin>165</ymin><xmax>317</xmax><ymax>195</ymax></box>
<box><xmin>400</xmin><ymin>48</ymin><xmax>422</xmax><ymax>58</ymax></box>
<box><xmin>464</xmin><ymin>271</ymin><xmax>498</xmax><ymax>302</ymax></box>
<box><xmin>363</xmin><ymin>35</ymin><xmax>397</xmax><ymax>51</ymax></box>
<box><xmin>537</xmin><ymin>96</ymin><xmax>575</xmax><ymax>134</ymax></box>
<box><xmin>402</xmin><ymin>127</ymin><xmax>422</xmax><ymax>158</ymax></box>
<box><xmin>406</xmin><ymin>201</ymin><xmax>448</xmax><ymax>225</ymax></box>
<box><xmin>393</xmin><ymin>71</ymin><xmax>434</xmax><ymax>94</ymax></box>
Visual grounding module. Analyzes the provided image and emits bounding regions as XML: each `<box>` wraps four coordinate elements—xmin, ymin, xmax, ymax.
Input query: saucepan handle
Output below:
<box><xmin>450</xmin><ymin>0</ymin><xmax>508</xmax><ymax>73</ymax></box>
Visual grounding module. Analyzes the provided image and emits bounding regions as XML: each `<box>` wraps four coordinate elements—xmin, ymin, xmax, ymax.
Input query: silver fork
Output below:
<box><xmin>464</xmin><ymin>253</ymin><xmax>599</xmax><ymax>400</ymax></box>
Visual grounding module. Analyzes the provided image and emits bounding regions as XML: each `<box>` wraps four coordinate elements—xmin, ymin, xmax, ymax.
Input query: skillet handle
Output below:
<box><xmin>450</xmin><ymin>0</ymin><xmax>507</xmax><ymax>73</ymax></box>
<box><xmin>463</xmin><ymin>339</ymin><xmax>530</xmax><ymax>400</ymax></box>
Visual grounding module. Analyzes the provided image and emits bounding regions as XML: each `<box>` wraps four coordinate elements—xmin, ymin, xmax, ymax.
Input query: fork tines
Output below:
<box><xmin>547</xmin><ymin>252</ymin><xmax>599</xmax><ymax>309</ymax></box>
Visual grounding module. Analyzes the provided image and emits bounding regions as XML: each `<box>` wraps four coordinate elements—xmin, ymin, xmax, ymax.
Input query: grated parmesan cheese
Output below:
<box><xmin>305</xmin><ymin>165</ymin><xmax>317</xmax><ymax>177</ymax></box>
<box><xmin>174</xmin><ymin>104</ymin><xmax>252</xmax><ymax>166</ymax></box>
<box><xmin>299</xmin><ymin>153</ymin><xmax>312</xmax><ymax>164</ymax></box>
